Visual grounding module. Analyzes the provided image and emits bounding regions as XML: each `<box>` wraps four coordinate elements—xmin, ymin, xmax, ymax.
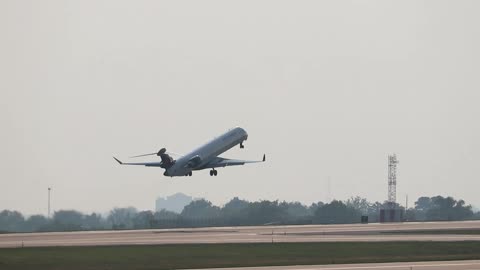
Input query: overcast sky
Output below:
<box><xmin>1</xmin><ymin>1</ymin><xmax>479</xmax><ymax>215</ymax></box>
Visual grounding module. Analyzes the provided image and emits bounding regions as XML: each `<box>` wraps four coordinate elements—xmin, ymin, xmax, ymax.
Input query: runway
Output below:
<box><xmin>195</xmin><ymin>260</ymin><xmax>480</xmax><ymax>270</ymax></box>
<box><xmin>1</xmin><ymin>220</ymin><xmax>480</xmax><ymax>248</ymax></box>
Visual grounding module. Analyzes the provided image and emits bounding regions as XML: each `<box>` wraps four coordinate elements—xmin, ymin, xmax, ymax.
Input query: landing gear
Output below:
<box><xmin>240</xmin><ymin>142</ymin><xmax>245</xmax><ymax>149</ymax></box>
<box><xmin>209</xmin><ymin>169</ymin><xmax>218</xmax><ymax>176</ymax></box>
<box><xmin>185</xmin><ymin>171</ymin><xmax>192</xmax><ymax>177</ymax></box>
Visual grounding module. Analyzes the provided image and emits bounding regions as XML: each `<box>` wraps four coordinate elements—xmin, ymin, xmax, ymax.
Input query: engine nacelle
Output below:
<box><xmin>186</xmin><ymin>155</ymin><xmax>202</xmax><ymax>168</ymax></box>
<box><xmin>158</xmin><ymin>148</ymin><xmax>175</xmax><ymax>169</ymax></box>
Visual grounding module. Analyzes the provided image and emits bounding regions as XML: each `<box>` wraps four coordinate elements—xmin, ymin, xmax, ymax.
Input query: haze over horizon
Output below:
<box><xmin>1</xmin><ymin>1</ymin><xmax>479</xmax><ymax>216</ymax></box>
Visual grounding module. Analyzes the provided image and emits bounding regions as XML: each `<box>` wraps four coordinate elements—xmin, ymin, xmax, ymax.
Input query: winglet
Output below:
<box><xmin>262</xmin><ymin>154</ymin><xmax>266</xmax><ymax>162</ymax></box>
<box><xmin>113</xmin><ymin>157</ymin><xmax>123</xmax><ymax>165</ymax></box>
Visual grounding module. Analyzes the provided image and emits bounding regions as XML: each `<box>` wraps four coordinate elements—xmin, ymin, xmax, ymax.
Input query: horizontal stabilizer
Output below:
<box><xmin>113</xmin><ymin>157</ymin><xmax>123</xmax><ymax>164</ymax></box>
<box><xmin>129</xmin><ymin>152</ymin><xmax>157</xmax><ymax>158</ymax></box>
<box><xmin>112</xmin><ymin>156</ymin><xmax>163</xmax><ymax>167</ymax></box>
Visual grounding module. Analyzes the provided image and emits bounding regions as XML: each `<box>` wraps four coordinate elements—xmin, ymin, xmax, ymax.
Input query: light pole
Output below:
<box><xmin>48</xmin><ymin>187</ymin><xmax>51</xmax><ymax>219</ymax></box>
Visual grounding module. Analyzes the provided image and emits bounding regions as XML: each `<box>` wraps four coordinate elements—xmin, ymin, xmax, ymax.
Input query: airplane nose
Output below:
<box><xmin>239</xmin><ymin>128</ymin><xmax>248</xmax><ymax>138</ymax></box>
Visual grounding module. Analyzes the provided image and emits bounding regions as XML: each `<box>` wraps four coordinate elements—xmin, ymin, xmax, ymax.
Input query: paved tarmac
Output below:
<box><xmin>193</xmin><ymin>260</ymin><xmax>480</xmax><ymax>270</ymax></box>
<box><xmin>1</xmin><ymin>220</ymin><xmax>480</xmax><ymax>248</ymax></box>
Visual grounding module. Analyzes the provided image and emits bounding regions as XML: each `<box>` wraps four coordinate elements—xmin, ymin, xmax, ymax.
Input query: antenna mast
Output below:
<box><xmin>387</xmin><ymin>154</ymin><xmax>399</xmax><ymax>205</ymax></box>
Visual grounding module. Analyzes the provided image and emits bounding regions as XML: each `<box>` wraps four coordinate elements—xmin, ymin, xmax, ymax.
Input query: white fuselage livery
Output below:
<box><xmin>114</xmin><ymin>127</ymin><xmax>264</xmax><ymax>177</ymax></box>
<box><xmin>166</xmin><ymin>127</ymin><xmax>248</xmax><ymax>176</ymax></box>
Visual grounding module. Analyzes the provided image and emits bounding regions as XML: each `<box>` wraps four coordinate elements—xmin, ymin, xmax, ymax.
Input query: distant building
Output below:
<box><xmin>155</xmin><ymin>193</ymin><xmax>193</xmax><ymax>213</ymax></box>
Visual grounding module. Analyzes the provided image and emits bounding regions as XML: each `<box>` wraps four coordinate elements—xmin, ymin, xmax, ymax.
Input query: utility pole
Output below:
<box><xmin>326</xmin><ymin>176</ymin><xmax>331</xmax><ymax>202</ymax></box>
<box><xmin>48</xmin><ymin>187</ymin><xmax>51</xmax><ymax>219</ymax></box>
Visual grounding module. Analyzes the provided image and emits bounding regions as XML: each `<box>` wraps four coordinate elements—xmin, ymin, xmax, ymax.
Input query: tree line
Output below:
<box><xmin>1</xmin><ymin>195</ymin><xmax>478</xmax><ymax>233</ymax></box>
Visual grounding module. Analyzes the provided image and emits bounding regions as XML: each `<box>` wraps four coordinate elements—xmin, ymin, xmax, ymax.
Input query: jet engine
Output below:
<box><xmin>186</xmin><ymin>155</ymin><xmax>202</xmax><ymax>168</ymax></box>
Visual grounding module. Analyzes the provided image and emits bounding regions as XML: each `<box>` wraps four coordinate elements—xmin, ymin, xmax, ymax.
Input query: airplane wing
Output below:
<box><xmin>113</xmin><ymin>157</ymin><xmax>163</xmax><ymax>167</ymax></box>
<box><xmin>201</xmin><ymin>154</ymin><xmax>266</xmax><ymax>169</ymax></box>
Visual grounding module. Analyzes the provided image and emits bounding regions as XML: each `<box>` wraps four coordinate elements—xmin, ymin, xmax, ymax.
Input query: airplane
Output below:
<box><xmin>113</xmin><ymin>127</ymin><xmax>265</xmax><ymax>177</ymax></box>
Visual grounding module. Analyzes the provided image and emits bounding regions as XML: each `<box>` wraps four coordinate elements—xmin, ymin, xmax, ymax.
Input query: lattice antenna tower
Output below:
<box><xmin>388</xmin><ymin>154</ymin><xmax>399</xmax><ymax>204</ymax></box>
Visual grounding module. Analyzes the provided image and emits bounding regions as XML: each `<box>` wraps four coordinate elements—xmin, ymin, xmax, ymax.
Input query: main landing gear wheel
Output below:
<box><xmin>240</xmin><ymin>142</ymin><xmax>244</xmax><ymax>149</ymax></box>
<box><xmin>185</xmin><ymin>172</ymin><xmax>192</xmax><ymax>177</ymax></box>
<box><xmin>209</xmin><ymin>169</ymin><xmax>218</xmax><ymax>176</ymax></box>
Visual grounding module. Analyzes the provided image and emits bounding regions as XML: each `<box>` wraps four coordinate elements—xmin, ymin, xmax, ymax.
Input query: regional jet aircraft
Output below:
<box><xmin>113</xmin><ymin>127</ymin><xmax>265</xmax><ymax>177</ymax></box>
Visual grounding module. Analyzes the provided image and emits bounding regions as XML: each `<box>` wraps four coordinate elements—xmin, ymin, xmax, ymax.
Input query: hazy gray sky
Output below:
<box><xmin>1</xmin><ymin>1</ymin><xmax>479</xmax><ymax>215</ymax></box>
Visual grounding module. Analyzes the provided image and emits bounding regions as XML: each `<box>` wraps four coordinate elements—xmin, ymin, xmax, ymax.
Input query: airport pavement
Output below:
<box><xmin>192</xmin><ymin>260</ymin><xmax>480</xmax><ymax>270</ymax></box>
<box><xmin>1</xmin><ymin>220</ymin><xmax>480</xmax><ymax>248</ymax></box>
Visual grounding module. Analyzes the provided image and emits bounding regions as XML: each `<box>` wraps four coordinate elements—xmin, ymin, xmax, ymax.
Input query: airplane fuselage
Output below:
<box><xmin>113</xmin><ymin>126</ymin><xmax>263</xmax><ymax>177</ymax></box>
<box><xmin>164</xmin><ymin>127</ymin><xmax>248</xmax><ymax>176</ymax></box>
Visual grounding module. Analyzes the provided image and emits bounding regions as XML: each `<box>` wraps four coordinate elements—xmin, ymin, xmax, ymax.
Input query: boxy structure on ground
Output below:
<box><xmin>379</xmin><ymin>207</ymin><xmax>403</xmax><ymax>223</ymax></box>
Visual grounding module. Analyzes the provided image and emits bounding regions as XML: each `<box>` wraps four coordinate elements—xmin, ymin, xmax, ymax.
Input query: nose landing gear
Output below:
<box><xmin>240</xmin><ymin>142</ymin><xmax>245</xmax><ymax>149</ymax></box>
<box><xmin>209</xmin><ymin>169</ymin><xmax>218</xmax><ymax>176</ymax></box>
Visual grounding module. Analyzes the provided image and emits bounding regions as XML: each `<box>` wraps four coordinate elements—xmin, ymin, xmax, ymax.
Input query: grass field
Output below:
<box><xmin>1</xmin><ymin>242</ymin><xmax>480</xmax><ymax>270</ymax></box>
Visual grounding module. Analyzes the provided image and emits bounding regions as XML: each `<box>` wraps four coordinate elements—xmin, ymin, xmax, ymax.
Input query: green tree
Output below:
<box><xmin>426</xmin><ymin>196</ymin><xmax>473</xmax><ymax>221</ymax></box>
<box><xmin>284</xmin><ymin>201</ymin><xmax>309</xmax><ymax>218</ymax></box>
<box><xmin>133</xmin><ymin>211</ymin><xmax>155</xmax><ymax>229</ymax></box>
<box><xmin>154</xmin><ymin>209</ymin><xmax>179</xmax><ymax>220</ymax></box>
<box><xmin>414</xmin><ymin>197</ymin><xmax>432</xmax><ymax>221</ymax></box>
<box><xmin>308</xmin><ymin>202</ymin><xmax>325</xmax><ymax>216</ymax></box>
<box><xmin>0</xmin><ymin>210</ymin><xmax>25</xmax><ymax>232</ymax></box>
<box><xmin>24</xmin><ymin>215</ymin><xmax>49</xmax><ymax>232</ymax></box>
<box><xmin>108</xmin><ymin>207</ymin><xmax>137</xmax><ymax>229</ymax></box>
<box><xmin>83</xmin><ymin>213</ymin><xmax>104</xmax><ymax>230</ymax></box>
<box><xmin>245</xmin><ymin>200</ymin><xmax>288</xmax><ymax>225</ymax></box>
<box><xmin>221</xmin><ymin>197</ymin><xmax>249</xmax><ymax>225</ymax></box>
<box><xmin>314</xmin><ymin>200</ymin><xmax>361</xmax><ymax>224</ymax></box>
<box><xmin>181</xmin><ymin>199</ymin><xmax>221</xmax><ymax>219</ymax></box>
<box><xmin>53</xmin><ymin>210</ymin><xmax>84</xmax><ymax>231</ymax></box>
<box><xmin>153</xmin><ymin>209</ymin><xmax>179</xmax><ymax>228</ymax></box>
<box><xmin>346</xmin><ymin>196</ymin><xmax>371</xmax><ymax>215</ymax></box>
